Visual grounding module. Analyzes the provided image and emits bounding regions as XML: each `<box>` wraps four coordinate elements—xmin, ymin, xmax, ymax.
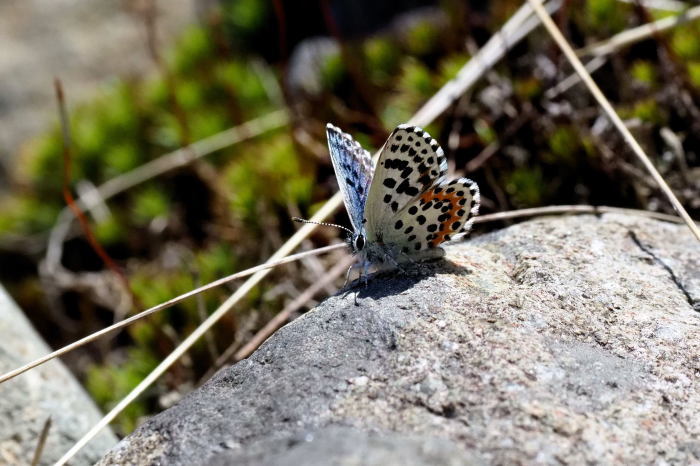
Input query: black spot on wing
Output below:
<box><xmin>417</xmin><ymin>174</ymin><xmax>432</xmax><ymax>187</ymax></box>
<box><xmin>396</xmin><ymin>179</ymin><xmax>419</xmax><ymax>197</ymax></box>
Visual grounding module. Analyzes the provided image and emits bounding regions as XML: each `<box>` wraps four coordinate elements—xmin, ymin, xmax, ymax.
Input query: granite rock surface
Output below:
<box><xmin>100</xmin><ymin>214</ymin><xmax>700</xmax><ymax>465</ymax></box>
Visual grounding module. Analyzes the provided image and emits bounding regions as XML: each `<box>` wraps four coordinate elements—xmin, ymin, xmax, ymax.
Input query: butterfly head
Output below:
<box><xmin>352</xmin><ymin>233</ymin><xmax>365</xmax><ymax>252</ymax></box>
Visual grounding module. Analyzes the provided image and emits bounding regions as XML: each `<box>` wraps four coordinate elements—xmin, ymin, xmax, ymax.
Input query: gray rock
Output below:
<box><xmin>99</xmin><ymin>213</ymin><xmax>700</xmax><ymax>465</ymax></box>
<box><xmin>0</xmin><ymin>285</ymin><xmax>117</xmax><ymax>465</ymax></box>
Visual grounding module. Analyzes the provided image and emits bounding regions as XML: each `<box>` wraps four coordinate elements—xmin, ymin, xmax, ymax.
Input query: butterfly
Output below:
<box><xmin>300</xmin><ymin>123</ymin><xmax>480</xmax><ymax>283</ymax></box>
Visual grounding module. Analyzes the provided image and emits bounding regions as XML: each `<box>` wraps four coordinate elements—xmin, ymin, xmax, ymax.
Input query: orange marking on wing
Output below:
<box><xmin>428</xmin><ymin>191</ymin><xmax>463</xmax><ymax>247</ymax></box>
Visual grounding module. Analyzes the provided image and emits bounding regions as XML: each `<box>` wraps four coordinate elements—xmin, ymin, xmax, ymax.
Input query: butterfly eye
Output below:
<box><xmin>354</xmin><ymin>235</ymin><xmax>365</xmax><ymax>251</ymax></box>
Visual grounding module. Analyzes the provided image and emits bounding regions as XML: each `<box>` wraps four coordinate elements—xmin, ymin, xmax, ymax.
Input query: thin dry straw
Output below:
<box><xmin>0</xmin><ymin>244</ymin><xmax>344</xmax><ymax>385</ymax></box>
<box><xmin>578</xmin><ymin>5</ymin><xmax>700</xmax><ymax>57</ymax></box>
<box><xmin>546</xmin><ymin>5</ymin><xmax>700</xmax><ymax>98</ymax></box>
<box><xmin>88</xmin><ymin>110</ymin><xmax>289</xmax><ymax>206</ymax></box>
<box><xmin>54</xmin><ymin>3</ymin><xmax>561</xmax><ymax>463</ymax></box>
<box><xmin>30</xmin><ymin>417</ymin><xmax>52</xmax><ymax>466</ymax></box>
<box><xmin>233</xmin><ymin>255</ymin><xmax>356</xmax><ymax>362</ymax></box>
<box><xmin>474</xmin><ymin>205</ymin><xmax>692</xmax><ymax>225</ymax></box>
<box><xmin>615</xmin><ymin>0</ymin><xmax>690</xmax><ymax>12</ymax></box>
<box><xmin>45</xmin><ymin>110</ymin><xmax>289</xmax><ymax>267</ymax></box>
<box><xmin>1</xmin><ymin>205</ymin><xmax>687</xmax><ymax>387</ymax></box>
<box><xmin>527</xmin><ymin>0</ymin><xmax>700</xmax><ymax>242</ymax></box>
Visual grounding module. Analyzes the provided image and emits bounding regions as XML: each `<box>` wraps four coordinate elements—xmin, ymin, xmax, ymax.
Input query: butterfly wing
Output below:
<box><xmin>326</xmin><ymin>123</ymin><xmax>374</xmax><ymax>233</ymax></box>
<box><xmin>363</xmin><ymin>125</ymin><xmax>448</xmax><ymax>242</ymax></box>
<box><xmin>381</xmin><ymin>177</ymin><xmax>480</xmax><ymax>253</ymax></box>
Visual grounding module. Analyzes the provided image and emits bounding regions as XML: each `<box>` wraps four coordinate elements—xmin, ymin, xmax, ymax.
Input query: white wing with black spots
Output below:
<box><xmin>326</xmin><ymin>123</ymin><xmax>374</xmax><ymax>232</ymax></box>
<box><xmin>382</xmin><ymin>177</ymin><xmax>480</xmax><ymax>254</ymax></box>
<box><xmin>364</xmin><ymin>124</ymin><xmax>447</xmax><ymax>243</ymax></box>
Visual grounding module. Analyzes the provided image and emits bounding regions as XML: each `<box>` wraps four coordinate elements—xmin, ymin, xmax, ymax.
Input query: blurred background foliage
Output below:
<box><xmin>0</xmin><ymin>0</ymin><xmax>699</xmax><ymax>435</ymax></box>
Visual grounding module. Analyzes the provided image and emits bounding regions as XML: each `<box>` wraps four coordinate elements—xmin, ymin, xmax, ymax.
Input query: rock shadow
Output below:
<box><xmin>343</xmin><ymin>256</ymin><xmax>469</xmax><ymax>301</ymax></box>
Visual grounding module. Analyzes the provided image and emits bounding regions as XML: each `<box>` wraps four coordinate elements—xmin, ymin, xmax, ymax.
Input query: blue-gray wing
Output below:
<box><xmin>326</xmin><ymin>123</ymin><xmax>374</xmax><ymax>232</ymax></box>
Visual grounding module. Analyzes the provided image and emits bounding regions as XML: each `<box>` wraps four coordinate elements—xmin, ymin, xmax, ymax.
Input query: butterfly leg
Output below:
<box><xmin>344</xmin><ymin>262</ymin><xmax>359</xmax><ymax>288</ymax></box>
<box><xmin>352</xmin><ymin>262</ymin><xmax>370</xmax><ymax>306</ymax></box>
<box><xmin>383</xmin><ymin>252</ymin><xmax>408</xmax><ymax>274</ymax></box>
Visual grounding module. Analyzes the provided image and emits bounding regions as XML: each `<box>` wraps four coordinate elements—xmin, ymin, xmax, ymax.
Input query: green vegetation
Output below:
<box><xmin>1</xmin><ymin>0</ymin><xmax>699</xmax><ymax>435</ymax></box>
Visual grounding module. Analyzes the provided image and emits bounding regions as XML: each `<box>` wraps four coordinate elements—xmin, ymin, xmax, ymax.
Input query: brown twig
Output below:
<box><xmin>142</xmin><ymin>0</ymin><xmax>191</xmax><ymax>146</ymax></box>
<box><xmin>30</xmin><ymin>416</ymin><xmax>52</xmax><ymax>466</ymax></box>
<box><xmin>54</xmin><ymin>79</ymin><xmax>136</xmax><ymax>305</ymax></box>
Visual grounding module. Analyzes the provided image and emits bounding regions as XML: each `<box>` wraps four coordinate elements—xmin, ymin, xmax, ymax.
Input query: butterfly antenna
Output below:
<box><xmin>292</xmin><ymin>217</ymin><xmax>355</xmax><ymax>236</ymax></box>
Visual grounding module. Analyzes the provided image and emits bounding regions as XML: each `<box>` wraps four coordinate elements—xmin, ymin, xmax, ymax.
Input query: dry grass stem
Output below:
<box><xmin>30</xmin><ymin>417</ymin><xmax>52</xmax><ymax>466</ymax></box>
<box><xmin>528</xmin><ymin>0</ymin><xmax>700</xmax><ymax>241</ymax></box>
<box><xmin>0</xmin><ymin>244</ymin><xmax>344</xmax><ymax>386</ymax></box>
<box><xmin>617</xmin><ymin>0</ymin><xmax>691</xmax><ymax>12</ymax></box>
<box><xmin>233</xmin><ymin>255</ymin><xmax>355</xmax><ymax>362</ymax></box>
<box><xmin>578</xmin><ymin>5</ymin><xmax>700</xmax><ymax>57</ymax></box>
<box><xmin>474</xmin><ymin>205</ymin><xmax>692</xmax><ymax>225</ymax></box>
<box><xmin>54</xmin><ymin>2</ymin><xmax>571</xmax><ymax>462</ymax></box>
<box><xmin>410</xmin><ymin>0</ymin><xmax>562</xmax><ymax>126</ymax></box>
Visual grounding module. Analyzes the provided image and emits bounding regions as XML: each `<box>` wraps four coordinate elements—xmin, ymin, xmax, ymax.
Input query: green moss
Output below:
<box><xmin>189</xmin><ymin>108</ymin><xmax>228</xmax><ymax>141</ymax></box>
<box><xmin>223</xmin><ymin>0</ymin><xmax>267</xmax><ymax>37</ymax></box>
<box><xmin>94</xmin><ymin>215</ymin><xmax>125</xmax><ymax>246</ymax></box>
<box><xmin>175</xmin><ymin>79</ymin><xmax>206</xmax><ymax>111</ymax></box>
<box><xmin>214</xmin><ymin>61</ymin><xmax>269</xmax><ymax>114</ymax></box>
<box><xmin>224</xmin><ymin>133</ymin><xmax>312</xmax><ymax>224</ymax></box>
<box><xmin>398</xmin><ymin>59</ymin><xmax>434</xmax><ymax>98</ymax></box>
<box><xmin>103</xmin><ymin>142</ymin><xmax>140</xmax><ymax>178</ymax></box>
<box><xmin>131</xmin><ymin>267</ymin><xmax>195</xmax><ymax>310</ymax></box>
<box><xmin>514</xmin><ymin>77</ymin><xmax>542</xmax><ymax>100</ymax></box>
<box><xmin>580</xmin><ymin>135</ymin><xmax>598</xmax><ymax>159</ymax></box>
<box><xmin>319</xmin><ymin>50</ymin><xmax>346</xmax><ymax>92</ymax></box>
<box><xmin>437</xmin><ymin>54</ymin><xmax>469</xmax><ymax>87</ymax></box>
<box><xmin>671</xmin><ymin>26</ymin><xmax>700</xmax><ymax>60</ymax></box>
<box><xmin>85</xmin><ymin>347</ymin><xmax>159</xmax><ymax>434</ymax></box>
<box><xmin>689</xmin><ymin>61</ymin><xmax>700</xmax><ymax>88</ymax></box>
<box><xmin>196</xmin><ymin>243</ymin><xmax>237</xmax><ymax>284</ymax></box>
<box><xmin>546</xmin><ymin>126</ymin><xmax>579</xmax><ymax>163</ymax></box>
<box><xmin>364</xmin><ymin>38</ymin><xmax>400</xmax><ymax>86</ymax></box>
<box><xmin>585</xmin><ymin>0</ymin><xmax>627</xmax><ymax>32</ymax></box>
<box><xmin>132</xmin><ymin>186</ymin><xmax>170</xmax><ymax>226</ymax></box>
<box><xmin>404</xmin><ymin>19</ymin><xmax>440</xmax><ymax>56</ymax></box>
<box><xmin>171</xmin><ymin>27</ymin><xmax>215</xmax><ymax>74</ymax></box>
<box><xmin>474</xmin><ymin>119</ymin><xmax>495</xmax><ymax>145</ymax></box>
<box><xmin>632</xmin><ymin>98</ymin><xmax>664</xmax><ymax>124</ymax></box>
<box><xmin>0</xmin><ymin>196</ymin><xmax>60</xmax><ymax>234</ymax></box>
<box><xmin>631</xmin><ymin>61</ymin><xmax>656</xmax><ymax>86</ymax></box>
<box><xmin>506</xmin><ymin>167</ymin><xmax>545</xmax><ymax>206</ymax></box>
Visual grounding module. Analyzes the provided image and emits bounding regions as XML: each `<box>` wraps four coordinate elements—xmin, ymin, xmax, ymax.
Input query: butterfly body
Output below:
<box><xmin>326</xmin><ymin>123</ymin><xmax>480</xmax><ymax>281</ymax></box>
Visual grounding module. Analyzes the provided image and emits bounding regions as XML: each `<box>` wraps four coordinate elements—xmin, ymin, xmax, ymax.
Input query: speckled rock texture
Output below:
<box><xmin>0</xmin><ymin>285</ymin><xmax>117</xmax><ymax>465</ymax></box>
<box><xmin>100</xmin><ymin>213</ymin><xmax>699</xmax><ymax>465</ymax></box>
